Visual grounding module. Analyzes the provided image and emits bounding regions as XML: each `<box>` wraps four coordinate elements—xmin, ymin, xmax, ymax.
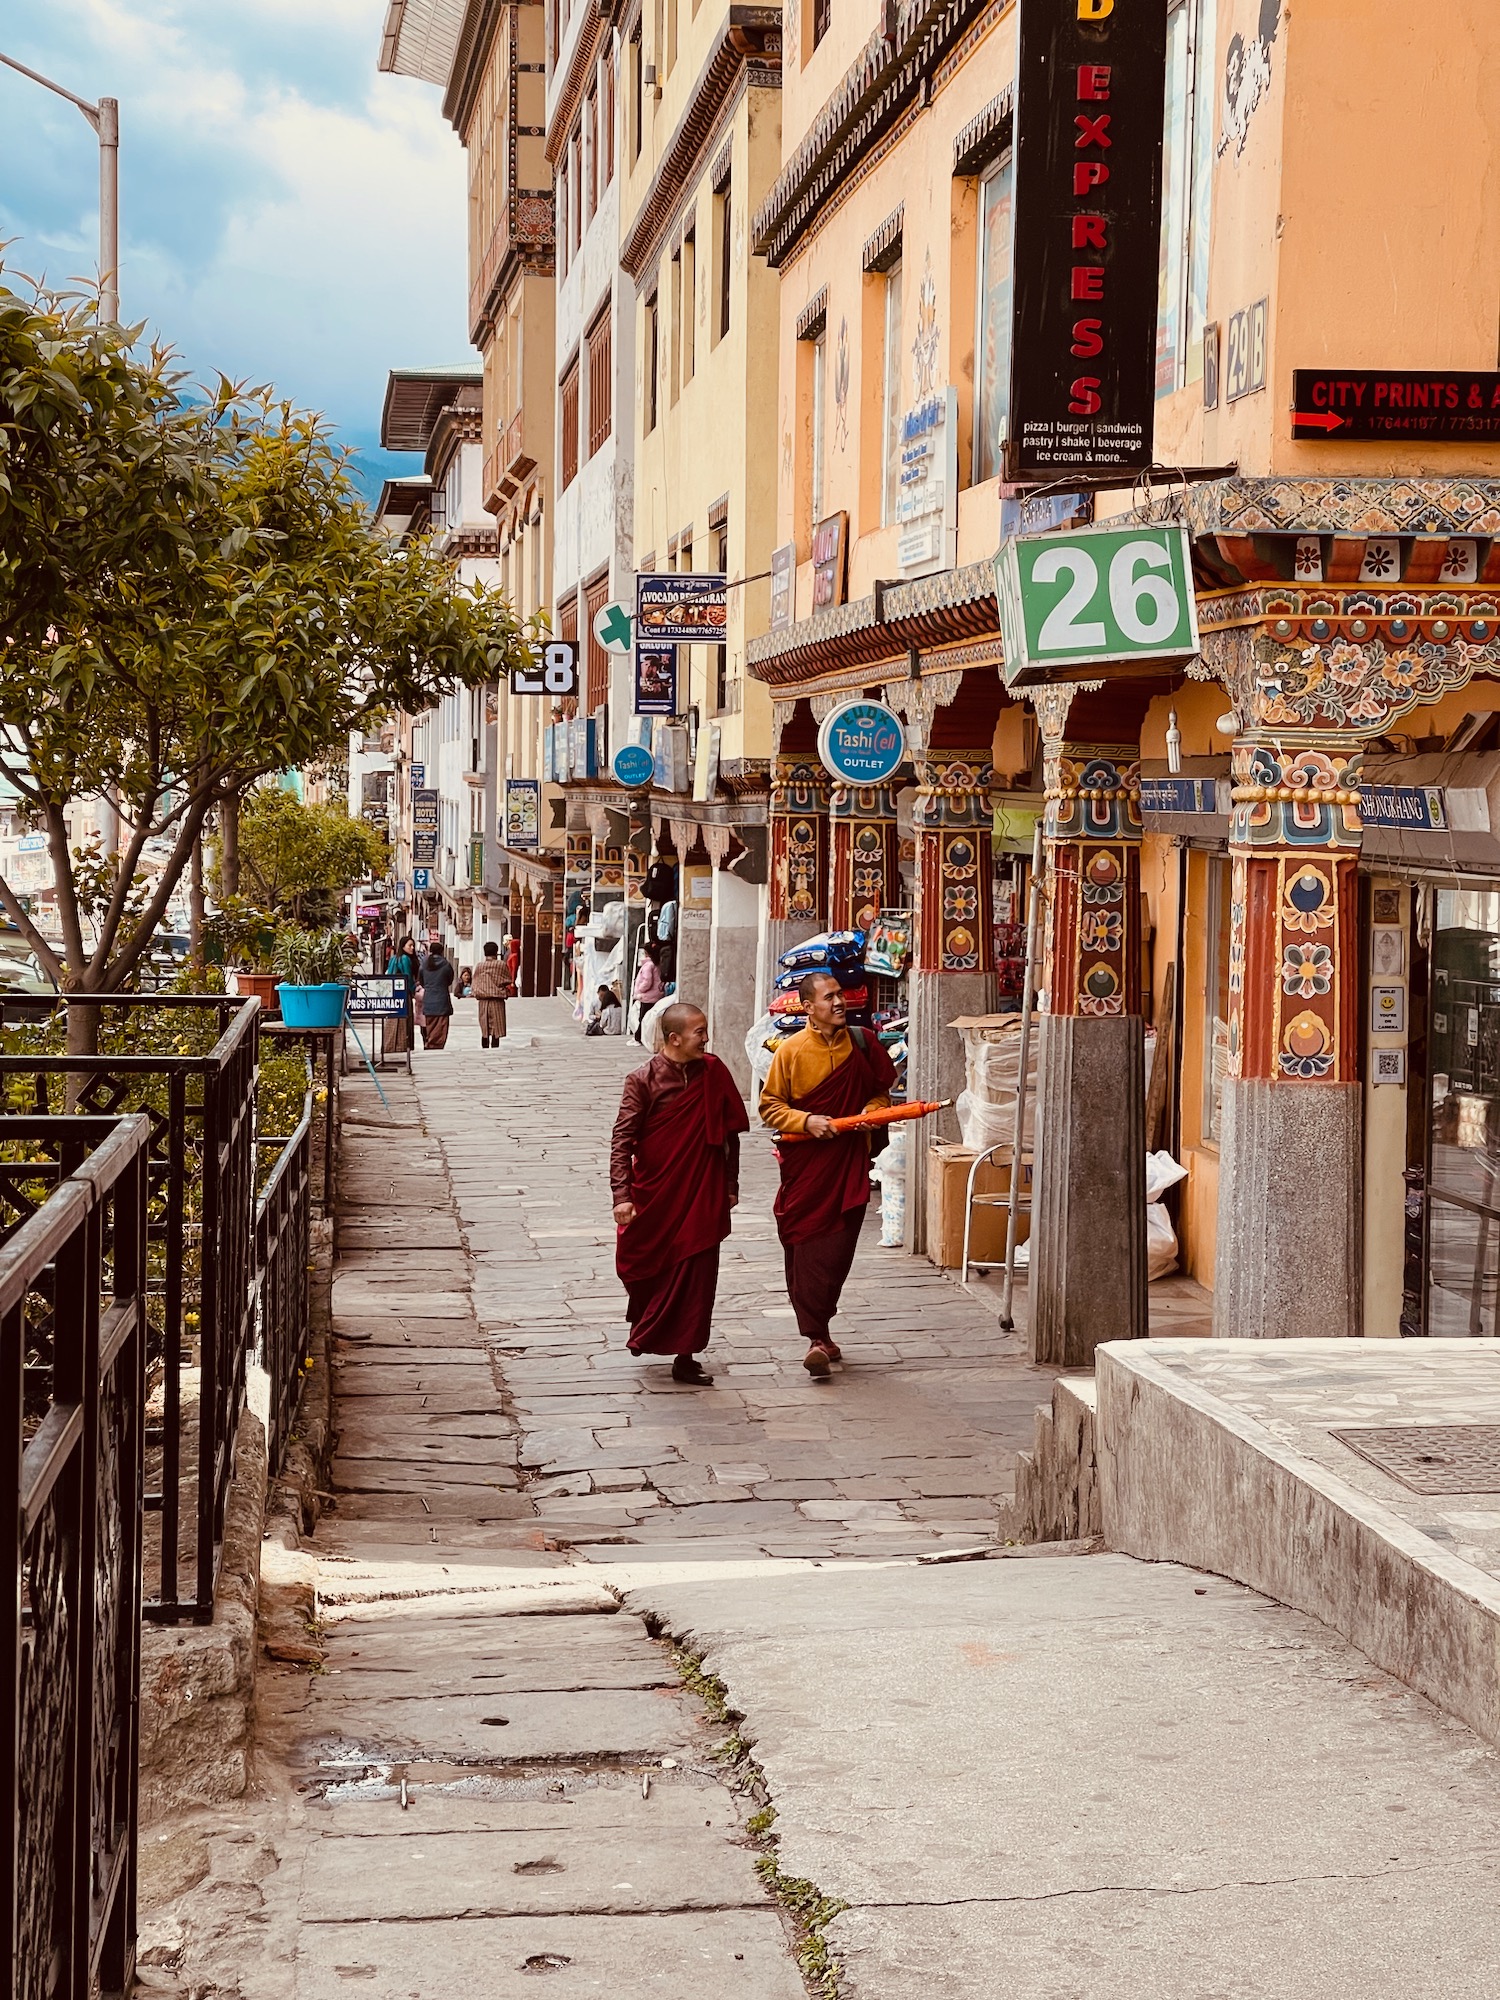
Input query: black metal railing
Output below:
<box><xmin>256</xmin><ymin>1078</ymin><xmax>313</xmax><ymax>1477</ymax></box>
<box><xmin>0</xmin><ymin>998</ymin><xmax>259</xmax><ymax>1623</ymax></box>
<box><xmin>1</xmin><ymin>1113</ymin><xmax>150</xmax><ymax>2000</ymax></box>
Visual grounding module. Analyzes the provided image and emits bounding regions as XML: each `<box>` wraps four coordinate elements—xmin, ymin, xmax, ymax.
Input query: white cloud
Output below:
<box><xmin>0</xmin><ymin>1</ymin><xmax>475</xmax><ymax>446</ymax></box>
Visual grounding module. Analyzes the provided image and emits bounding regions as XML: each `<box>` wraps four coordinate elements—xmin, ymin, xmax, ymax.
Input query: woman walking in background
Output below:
<box><xmin>386</xmin><ymin>933</ymin><xmax>420</xmax><ymax>1052</ymax></box>
<box><xmin>472</xmin><ymin>940</ymin><xmax>509</xmax><ymax>1046</ymax></box>
<box><xmin>418</xmin><ymin>938</ymin><xmax>456</xmax><ymax>1050</ymax></box>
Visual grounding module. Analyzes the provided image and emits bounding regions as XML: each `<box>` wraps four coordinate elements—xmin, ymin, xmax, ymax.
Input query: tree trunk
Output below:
<box><xmin>220</xmin><ymin>793</ymin><xmax>241</xmax><ymax>897</ymax></box>
<box><xmin>189</xmin><ymin>835</ymin><xmax>205</xmax><ymax>969</ymax></box>
<box><xmin>63</xmin><ymin>994</ymin><xmax>101</xmax><ymax>1107</ymax></box>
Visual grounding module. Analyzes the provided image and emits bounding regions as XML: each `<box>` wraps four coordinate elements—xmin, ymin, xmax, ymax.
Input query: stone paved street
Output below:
<box><xmin>409</xmin><ymin>997</ymin><xmax>1059</xmax><ymax>1562</ymax></box>
<box><xmin>133</xmin><ymin>997</ymin><xmax>1500</xmax><ymax>2000</ymax></box>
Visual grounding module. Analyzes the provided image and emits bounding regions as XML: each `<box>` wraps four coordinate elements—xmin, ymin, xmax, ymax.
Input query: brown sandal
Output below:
<box><xmin>802</xmin><ymin>1343</ymin><xmax>833</xmax><ymax>1378</ymax></box>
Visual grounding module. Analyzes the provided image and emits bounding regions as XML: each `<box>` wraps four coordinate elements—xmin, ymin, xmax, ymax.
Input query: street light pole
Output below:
<box><xmin>0</xmin><ymin>53</ymin><xmax>123</xmax><ymax>862</ymax></box>
<box><xmin>0</xmin><ymin>52</ymin><xmax>119</xmax><ymax>322</ymax></box>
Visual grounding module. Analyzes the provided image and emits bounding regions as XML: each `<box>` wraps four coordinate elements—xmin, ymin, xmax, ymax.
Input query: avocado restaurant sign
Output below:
<box><xmin>817</xmin><ymin>700</ymin><xmax>907</xmax><ymax>785</ymax></box>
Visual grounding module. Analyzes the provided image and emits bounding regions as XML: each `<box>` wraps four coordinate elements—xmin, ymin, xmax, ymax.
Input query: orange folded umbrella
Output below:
<box><xmin>777</xmin><ymin>1099</ymin><xmax>950</xmax><ymax>1143</ymax></box>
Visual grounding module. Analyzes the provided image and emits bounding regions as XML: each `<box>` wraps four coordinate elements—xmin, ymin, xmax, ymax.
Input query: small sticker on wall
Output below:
<box><xmin>1372</xmin><ymin>1046</ymin><xmax>1407</xmax><ymax>1087</ymax></box>
<box><xmin>1371</xmin><ymin>927</ymin><xmax>1405</xmax><ymax>978</ymax></box>
<box><xmin>1372</xmin><ymin>887</ymin><xmax>1404</xmax><ymax>925</ymax></box>
<box><xmin>1371</xmin><ymin>984</ymin><xmax>1407</xmax><ymax>1036</ymax></box>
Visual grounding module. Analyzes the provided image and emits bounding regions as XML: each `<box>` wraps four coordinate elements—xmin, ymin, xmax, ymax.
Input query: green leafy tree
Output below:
<box><xmin>0</xmin><ymin>272</ymin><xmax>530</xmax><ymax>1048</ymax></box>
<box><xmin>216</xmin><ymin>786</ymin><xmax>388</xmax><ymax>926</ymax></box>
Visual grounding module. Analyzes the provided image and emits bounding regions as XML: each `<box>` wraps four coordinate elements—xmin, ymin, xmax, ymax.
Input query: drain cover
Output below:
<box><xmin>1330</xmin><ymin>1424</ymin><xmax>1500</xmax><ymax>1495</ymax></box>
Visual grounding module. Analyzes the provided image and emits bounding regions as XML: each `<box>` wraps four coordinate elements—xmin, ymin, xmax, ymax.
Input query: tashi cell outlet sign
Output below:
<box><xmin>1008</xmin><ymin>0</ymin><xmax>1169</xmax><ymax>477</ymax></box>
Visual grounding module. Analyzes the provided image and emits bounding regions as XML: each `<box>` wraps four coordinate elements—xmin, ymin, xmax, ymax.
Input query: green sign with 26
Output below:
<box><xmin>994</xmin><ymin>522</ymin><xmax>1200</xmax><ymax>688</ymax></box>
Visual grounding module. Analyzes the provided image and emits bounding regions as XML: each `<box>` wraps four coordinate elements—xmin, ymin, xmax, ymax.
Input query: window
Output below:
<box><xmin>973</xmin><ymin>156</ymin><xmax>1014</xmax><ymax>484</ymax></box>
<box><xmin>586</xmin><ymin>89</ymin><xmax>598</xmax><ymax>222</ymax></box>
<box><xmin>811</xmin><ymin>332</ymin><xmax>827</xmax><ymax>525</ymax></box>
<box><xmin>812</xmin><ymin>0</ymin><xmax>830</xmax><ymax>51</ymax></box>
<box><xmin>584</xmin><ymin>572</ymin><xmax>610</xmax><ymax>711</ymax></box>
<box><xmin>1157</xmin><ymin>0</ymin><xmax>1216</xmax><ymax>396</ymax></box>
<box><xmin>881</xmin><ymin>262</ymin><xmax>903</xmax><ymax>525</ymax></box>
<box><xmin>603</xmin><ymin>48</ymin><xmax>616</xmax><ymax>185</ymax></box>
<box><xmin>587</xmin><ymin>305</ymin><xmax>612</xmax><ymax>457</ymax></box>
<box><xmin>681</xmin><ymin>226</ymin><xmax>696</xmax><ymax>382</ymax></box>
<box><xmin>630</xmin><ymin>21</ymin><xmax>642</xmax><ymax>162</ymax></box>
<box><xmin>715</xmin><ymin>180</ymin><xmax>732</xmax><ymax>343</ymax></box>
<box><xmin>558</xmin><ymin>164</ymin><xmax>569</xmax><ymax>275</ymax></box>
<box><xmin>644</xmin><ymin>291</ymin><xmax>659</xmax><ymax>433</ymax></box>
<box><xmin>560</xmin><ymin>358</ymin><xmax>580</xmax><ymax>488</ymax></box>
<box><xmin>669</xmin><ymin>245</ymin><xmax>682</xmax><ymax>403</ymax></box>
<box><xmin>712</xmin><ymin>519</ymin><xmax>728</xmax><ymax>710</ymax></box>
<box><xmin>570</xmin><ymin>131</ymin><xmax>583</xmax><ymax>252</ymax></box>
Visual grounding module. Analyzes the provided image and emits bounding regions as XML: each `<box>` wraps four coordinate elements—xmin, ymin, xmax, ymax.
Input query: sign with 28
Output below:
<box><xmin>995</xmin><ymin>522</ymin><xmax>1200</xmax><ymax>686</ymax></box>
<box><xmin>512</xmin><ymin>640</ymin><xmax>581</xmax><ymax>698</ymax></box>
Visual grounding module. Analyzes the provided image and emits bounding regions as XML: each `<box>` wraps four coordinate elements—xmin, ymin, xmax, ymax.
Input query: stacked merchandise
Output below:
<box><xmin>768</xmin><ymin>929</ymin><xmax>869</xmax><ymax>1025</ymax></box>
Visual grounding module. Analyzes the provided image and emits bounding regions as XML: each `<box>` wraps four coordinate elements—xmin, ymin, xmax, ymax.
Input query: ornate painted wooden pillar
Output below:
<box><xmin>519</xmin><ymin>884</ymin><xmax>538</xmax><ymax>998</ymax></box>
<box><xmin>1028</xmin><ymin>685</ymin><xmax>1147</xmax><ymax>1365</ymax></box>
<box><xmin>534</xmin><ymin>883</ymin><xmax>557</xmax><ymax>997</ymax></box>
<box><xmin>905</xmin><ymin>748</ymin><xmax>994</xmax><ymax>1254</ymax></box>
<box><xmin>1213</xmin><ymin>726</ymin><xmax>1367</xmax><ymax>1337</ymax></box>
<box><xmin>767</xmin><ymin>755</ymin><xmax>830</xmax><ymax>969</ymax></box>
<box><xmin>828</xmin><ymin>782</ymin><xmax>901</xmax><ymax>934</ymax></box>
<box><xmin>1197</xmin><ymin>574</ymin><xmax>1487</xmax><ymax>1337</ymax></box>
<box><xmin>590</xmin><ymin>830</ymin><xmax>624</xmax><ymax>909</ymax></box>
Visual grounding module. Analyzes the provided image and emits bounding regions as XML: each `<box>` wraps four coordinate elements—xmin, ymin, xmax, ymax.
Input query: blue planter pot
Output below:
<box><xmin>276</xmin><ymin>982</ymin><xmax>347</xmax><ymax>1029</ymax></box>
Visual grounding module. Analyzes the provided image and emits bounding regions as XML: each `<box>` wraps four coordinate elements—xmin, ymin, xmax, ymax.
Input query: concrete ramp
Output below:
<box><xmin>634</xmin><ymin>1554</ymin><xmax>1500</xmax><ymax>2000</ymax></box>
<box><xmin>1099</xmin><ymin>1337</ymin><xmax>1500</xmax><ymax>1751</ymax></box>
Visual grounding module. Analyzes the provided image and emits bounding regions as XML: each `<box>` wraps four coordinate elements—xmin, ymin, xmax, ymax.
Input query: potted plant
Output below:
<box><xmin>208</xmin><ymin>898</ymin><xmax>282</xmax><ymax>1014</ymax></box>
<box><xmin>272</xmin><ymin>927</ymin><xmax>356</xmax><ymax>1029</ymax></box>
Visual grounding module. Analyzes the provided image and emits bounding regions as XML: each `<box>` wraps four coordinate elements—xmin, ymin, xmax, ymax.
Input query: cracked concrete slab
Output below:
<box><xmin>291</xmin><ymin>1910</ymin><xmax>805</xmax><ymax>1999</ymax></box>
<box><xmin>632</xmin><ymin>1556</ymin><xmax>1500</xmax><ymax>1997</ymax></box>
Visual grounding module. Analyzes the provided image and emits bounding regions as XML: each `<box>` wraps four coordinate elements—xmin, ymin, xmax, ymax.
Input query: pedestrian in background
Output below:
<box><xmin>631</xmin><ymin>940</ymin><xmax>666</xmax><ymax>1039</ymax></box>
<box><xmin>611</xmin><ymin>1002</ymin><xmax>750</xmax><ymax>1385</ymax></box>
<box><xmin>418</xmin><ymin>939</ymin><xmax>456</xmax><ymax>1050</ymax></box>
<box><xmin>586</xmin><ymin>984</ymin><xmax>623</xmax><ymax>1036</ymax></box>
<box><xmin>472</xmin><ymin>940</ymin><xmax>509</xmax><ymax>1046</ymax></box>
<box><xmin>505</xmin><ymin>933</ymin><xmax>521</xmax><ymax>993</ymax></box>
<box><xmin>760</xmin><ymin>971</ymin><xmax>897</xmax><ymax>1376</ymax></box>
<box><xmin>386</xmin><ymin>932</ymin><xmax>420</xmax><ymax>1053</ymax></box>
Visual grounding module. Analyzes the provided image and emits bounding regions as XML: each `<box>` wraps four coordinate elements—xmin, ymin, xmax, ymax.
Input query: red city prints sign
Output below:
<box><xmin>1009</xmin><ymin>0</ymin><xmax>1169</xmax><ymax>479</ymax></box>
<box><xmin>1291</xmin><ymin>369</ymin><xmax>1500</xmax><ymax>442</ymax></box>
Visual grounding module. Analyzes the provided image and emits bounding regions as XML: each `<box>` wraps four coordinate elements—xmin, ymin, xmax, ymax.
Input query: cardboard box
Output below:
<box><xmin>926</xmin><ymin>1140</ymin><xmax>1031</xmax><ymax>1270</ymax></box>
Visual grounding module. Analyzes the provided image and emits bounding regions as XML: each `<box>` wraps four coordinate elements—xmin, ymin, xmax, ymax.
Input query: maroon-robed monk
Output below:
<box><xmin>610</xmin><ymin>1003</ymin><xmax>750</xmax><ymax>1386</ymax></box>
<box><xmin>759</xmin><ymin>971</ymin><xmax>898</xmax><ymax>1376</ymax></box>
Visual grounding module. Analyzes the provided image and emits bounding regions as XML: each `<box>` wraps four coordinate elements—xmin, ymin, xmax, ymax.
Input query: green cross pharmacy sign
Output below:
<box><xmin>994</xmin><ymin>522</ymin><xmax>1200</xmax><ymax>688</ymax></box>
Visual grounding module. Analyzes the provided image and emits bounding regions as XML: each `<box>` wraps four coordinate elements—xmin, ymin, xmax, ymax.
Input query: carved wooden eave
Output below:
<box><xmin>546</xmin><ymin>0</ymin><xmax>608</xmax><ymax>162</ymax></box>
<box><xmin>752</xmin><ymin>0</ymin><xmax>1005</xmax><ymax>269</ymax></box>
<box><xmin>618</xmin><ymin>7</ymin><xmax>782</xmax><ymax>284</ymax></box>
<box><xmin>745</xmin><ymin>557</ymin><xmax>1001</xmax><ymax>687</ymax></box>
<box><xmin>442</xmin><ymin>526</ymin><xmax>502</xmax><ymax>559</ymax></box>
<box><xmin>443</xmin><ymin>0</ymin><xmax>505</xmax><ymax>135</ymax></box>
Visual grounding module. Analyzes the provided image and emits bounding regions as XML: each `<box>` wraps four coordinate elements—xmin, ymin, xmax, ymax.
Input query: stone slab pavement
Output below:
<box><xmin>409</xmin><ymin>996</ymin><xmax>1061</xmax><ymax>1564</ymax></box>
<box><xmin>135</xmin><ymin>996</ymin><xmax>1500</xmax><ymax>1999</ymax></box>
<box><xmin>636</xmin><ymin>1555</ymin><xmax>1500</xmax><ymax>1999</ymax></box>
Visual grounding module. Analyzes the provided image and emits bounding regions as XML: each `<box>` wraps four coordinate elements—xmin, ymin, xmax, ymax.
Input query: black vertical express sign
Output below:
<box><xmin>1008</xmin><ymin>0</ymin><xmax>1168</xmax><ymax>479</ymax></box>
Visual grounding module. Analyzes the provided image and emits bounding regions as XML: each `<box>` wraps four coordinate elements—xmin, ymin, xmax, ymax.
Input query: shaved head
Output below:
<box><xmin>660</xmin><ymin>1001</ymin><xmax>707</xmax><ymax>1041</ymax></box>
<box><xmin>798</xmin><ymin>970</ymin><xmax>840</xmax><ymax>1003</ymax></box>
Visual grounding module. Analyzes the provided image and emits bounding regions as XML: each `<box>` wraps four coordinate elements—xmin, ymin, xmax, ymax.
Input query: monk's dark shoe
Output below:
<box><xmin>803</xmin><ymin>1343</ymin><xmax>833</xmax><ymax>1378</ymax></box>
<box><xmin>672</xmin><ymin>1357</ymin><xmax>715</xmax><ymax>1386</ymax></box>
<box><xmin>823</xmin><ymin>1340</ymin><xmax>843</xmax><ymax>1363</ymax></box>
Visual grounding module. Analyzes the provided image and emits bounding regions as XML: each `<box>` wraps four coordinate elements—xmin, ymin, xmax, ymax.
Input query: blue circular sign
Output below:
<box><xmin>611</xmin><ymin>742</ymin><xmax>655</xmax><ymax>789</ymax></box>
<box><xmin>817</xmin><ymin>700</ymin><xmax>906</xmax><ymax>785</ymax></box>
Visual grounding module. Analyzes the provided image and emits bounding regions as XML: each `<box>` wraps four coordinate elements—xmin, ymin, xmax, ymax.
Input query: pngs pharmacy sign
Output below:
<box><xmin>1008</xmin><ymin>0</ymin><xmax>1169</xmax><ymax>477</ymax></box>
<box><xmin>995</xmin><ymin>522</ymin><xmax>1199</xmax><ymax>686</ymax></box>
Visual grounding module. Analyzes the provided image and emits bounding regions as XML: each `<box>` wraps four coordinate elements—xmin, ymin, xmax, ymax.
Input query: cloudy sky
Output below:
<box><xmin>0</xmin><ymin>1</ymin><xmax>472</xmax><ymax>495</ymax></box>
